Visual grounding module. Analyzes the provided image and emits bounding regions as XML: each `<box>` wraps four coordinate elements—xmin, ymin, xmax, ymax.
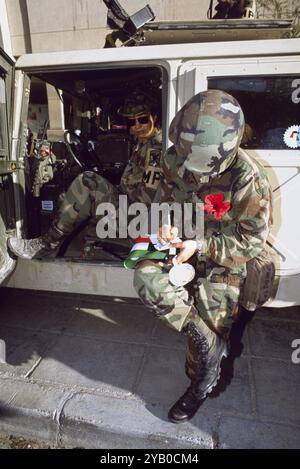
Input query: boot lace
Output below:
<box><xmin>184</xmin><ymin>323</ymin><xmax>209</xmax><ymax>373</ymax></box>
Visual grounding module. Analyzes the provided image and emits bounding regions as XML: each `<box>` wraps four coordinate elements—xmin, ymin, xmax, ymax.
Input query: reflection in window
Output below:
<box><xmin>208</xmin><ymin>76</ymin><xmax>300</xmax><ymax>150</ymax></box>
<box><xmin>0</xmin><ymin>76</ymin><xmax>8</xmax><ymax>156</ymax></box>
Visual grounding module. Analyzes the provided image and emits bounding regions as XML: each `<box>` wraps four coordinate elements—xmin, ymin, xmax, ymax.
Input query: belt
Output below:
<box><xmin>210</xmin><ymin>273</ymin><xmax>245</xmax><ymax>288</ymax></box>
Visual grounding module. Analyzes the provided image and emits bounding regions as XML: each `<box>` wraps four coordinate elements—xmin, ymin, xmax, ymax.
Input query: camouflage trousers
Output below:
<box><xmin>134</xmin><ymin>260</ymin><xmax>243</xmax><ymax>379</ymax></box>
<box><xmin>54</xmin><ymin>171</ymin><xmax>120</xmax><ymax>235</ymax></box>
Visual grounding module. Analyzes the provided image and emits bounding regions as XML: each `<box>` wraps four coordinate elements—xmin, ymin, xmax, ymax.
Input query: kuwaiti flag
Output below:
<box><xmin>124</xmin><ymin>235</ymin><xmax>169</xmax><ymax>269</ymax></box>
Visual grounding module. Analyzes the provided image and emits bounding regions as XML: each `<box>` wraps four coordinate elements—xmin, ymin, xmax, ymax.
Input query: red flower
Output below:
<box><xmin>204</xmin><ymin>193</ymin><xmax>231</xmax><ymax>220</ymax></box>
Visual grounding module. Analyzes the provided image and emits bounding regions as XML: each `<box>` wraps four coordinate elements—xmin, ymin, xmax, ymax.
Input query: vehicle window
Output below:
<box><xmin>208</xmin><ymin>76</ymin><xmax>300</xmax><ymax>150</ymax></box>
<box><xmin>0</xmin><ymin>75</ymin><xmax>8</xmax><ymax>157</ymax></box>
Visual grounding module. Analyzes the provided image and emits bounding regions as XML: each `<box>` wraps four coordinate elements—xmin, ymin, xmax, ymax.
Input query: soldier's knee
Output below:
<box><xmin>82</xmin><ymin>171</ymin><xmax>101</xmax><ymax>191</ymax></box>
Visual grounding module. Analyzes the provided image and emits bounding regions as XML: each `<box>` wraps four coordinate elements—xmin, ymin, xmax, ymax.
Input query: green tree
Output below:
<box><xmin>257</xmin><ymin>0</ymin><xmax>300</xmax><ymax>36</ymax></box>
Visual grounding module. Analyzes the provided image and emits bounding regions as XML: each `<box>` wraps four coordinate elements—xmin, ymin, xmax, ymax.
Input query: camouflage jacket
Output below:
<box><xmin>160</xmin><ymin>147</ymin><xmax>273</xmax><ymax>276</ymax></box>
<box><xmin>119</xmin><ymin>129</ymin><xmax>162</xmax><ymax>205</ymax></box>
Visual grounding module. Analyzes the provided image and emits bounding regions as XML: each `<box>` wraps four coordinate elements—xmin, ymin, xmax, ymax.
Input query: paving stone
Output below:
<box><xmin>0</xmin><ymin>288</ymin><xmax>299</xmax><ymax>449</ymax></box>
<box><xmin>0</xmin><ymin>379</ymin><xmax>65</xmax><ymax>444</ymax></box>
<box><xmin>248</xmin><ymin>319</ymin><xmax>300</xmax><ymax>360</ymax></box>
<box><xmin>219</xmin><ymin>416</ymin><xmax>300</xmax><ymax>449</ymax></box>
<box><xmin>150</xmin><ymin>322</ymin><xmax>186</xmax><ymax>350</ymax></box>
<box><xmin>60</xmin><ymin>392</ymin><xmax>216</xmax><ymax>449</ymax></box>
<box><xmin>252</xmin><ymin>357</ymin><xmax>300</xmax><ymax>424</ymax></box>
<box><xmin>0</xmin><ymin>290</ymin><xmax>78</xmax><ymax>332</ymax></box>
<box><xmin>135</xmin><ymin>346</ymin><xmax>189</xmax><ymax>405</ymax></box>
<box><xmin>78</xmin><ymin>295</ymin><xmax>142</xmax><ymax>308</ymax></box>
<box><xmin>31</xmin><ymin>334</ymin><xmax>146</xmax><ymax>396</ymax></box>
<box><xmin>0</xmin><ymin>327</ymin><xmax>59</xmax><ymax>377</ymax></box>
<box><xmin>67</xmin><ymin>302</ymin><xmax>156</xmax><ymax>344</ymax></box>
<box><xmin>202</xmin><ymin>356</ymin><xmax>253</xmax><ymax>415</ymax></box>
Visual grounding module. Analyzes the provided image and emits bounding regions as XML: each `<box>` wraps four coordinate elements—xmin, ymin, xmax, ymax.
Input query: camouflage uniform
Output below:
<box><xmin>55</xmin><ymin>128</ymin><xmax>162</xmax><ymax>235</ymax></box>
<box><xmin>134</xmin><ymin>90</ymin><xmax>273</xmax><ymax>382</ymax></box>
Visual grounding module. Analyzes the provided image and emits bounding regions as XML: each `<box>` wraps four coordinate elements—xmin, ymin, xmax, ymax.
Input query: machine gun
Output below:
<box><xmin>102</xmin><ymin>0</ymin><xmax>155</xmax><ymax>47</ymax></box>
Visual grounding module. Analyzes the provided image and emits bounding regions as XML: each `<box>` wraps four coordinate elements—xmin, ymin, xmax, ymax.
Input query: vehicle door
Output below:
<box><xmin>0</xmin><ymin>48</ymin><xmax>17</xmax><ymax>284</ymax></box>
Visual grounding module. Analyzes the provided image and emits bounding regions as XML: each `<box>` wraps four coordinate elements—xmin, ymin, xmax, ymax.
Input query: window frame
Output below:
<box><xmin>207</xmin><ymin>73</ymin><xmax>300</xmax><ymax>151</ymax></box>
<box><xmin>178</xmin><ymin>57</ymin><xmax>300</xmax><ymax>151</ymax></box>
<box><xmin>0</xmin><ymin>49</ymin><xmax>14</xmax><ymax>162</ymax></box>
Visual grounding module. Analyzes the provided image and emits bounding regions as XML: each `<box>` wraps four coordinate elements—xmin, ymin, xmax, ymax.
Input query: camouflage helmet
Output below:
<box><xmin>118</xmin><ymin>90</ymin><xmax>157</xmax><ymax>118</ymax></box>
<box><xmin>169</xmin><ymin>89</ymin><xmax>245</xmax><ymax>177</ymax></box>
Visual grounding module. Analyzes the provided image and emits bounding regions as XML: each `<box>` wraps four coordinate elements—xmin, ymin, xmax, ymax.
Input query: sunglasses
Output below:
<box><xmin>127</xmin><ymin>115</ymin><xmax>150</xmax><ymax>127</ymax></box>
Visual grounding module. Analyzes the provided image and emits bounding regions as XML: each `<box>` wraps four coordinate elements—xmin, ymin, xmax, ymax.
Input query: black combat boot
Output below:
<box><xmin>7</xmin><ymin>224</ymin><xmax>66</xmax><ymax>260</ymax></box>
<box><xmin>168</xmin><ymin>321</ymin><xmax>228</xmax><ymax>424</ymax></box>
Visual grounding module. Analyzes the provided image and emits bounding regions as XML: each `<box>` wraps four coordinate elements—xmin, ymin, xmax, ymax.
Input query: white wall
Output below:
<box><xmin>5</xmin><ymin>0</ymin><xmax>210</xmax><ymax>55</ymax></box>
<box><xmin>5</xmin><ymin>0</ymin><xmax>298</xmax><ymax>57</ymax></box>
<box><xmin>0</xmin><ymin>0</ymin><xmax>13</xmax><ymax>57</ymax></box>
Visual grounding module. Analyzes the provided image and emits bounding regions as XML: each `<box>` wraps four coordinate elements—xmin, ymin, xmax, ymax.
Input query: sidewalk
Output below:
<box><xmin>0</xmin><ymin>287</ymin><xmax>299</xmax><ymax>449</ymax></box>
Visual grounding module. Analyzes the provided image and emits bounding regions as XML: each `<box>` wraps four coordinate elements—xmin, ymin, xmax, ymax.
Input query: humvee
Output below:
<box><xmin>0</xmin><ymin>15</ymin><xmax>300</xmax><ymax>306</ymax></box>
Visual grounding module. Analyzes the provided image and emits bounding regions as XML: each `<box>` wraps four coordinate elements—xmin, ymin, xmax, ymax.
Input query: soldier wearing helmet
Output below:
<box><xmin>118</xmin><ymin>90</ymin><xmax>162</xmax><ymax>205</ymax></box>
<box><xmin>133</xmin><ymin>89</ymin><xmax>273</xmax><ymax>423</ymax></box>
<box><xmin>8</xmin><ymin>90</ymin><xmax>163</xmax><ymax>259</ymax></box>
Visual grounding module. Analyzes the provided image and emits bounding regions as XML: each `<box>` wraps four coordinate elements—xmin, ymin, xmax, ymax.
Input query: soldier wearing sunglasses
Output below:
<box><xmin>118</xmin><ymin>90</ymin><xmax>162</xmax><ymax>206</ymax></box>
<box><xmin>8</xmin><ymin>90</ymin><xmax>163</xmax><ymax>259</ymax></box>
